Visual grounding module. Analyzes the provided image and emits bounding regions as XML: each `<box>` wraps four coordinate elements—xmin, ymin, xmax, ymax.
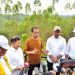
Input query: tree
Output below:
<box><xmin>34</xmin><ymin>0</ymin><xmax>41</xmax><ymax>6</ymax></box>
<box><xmin>43</xmin><ymin>9</ymin><xmax>50</xmax><ymax>18</ymax></box>
<box><xmin>33</xmin><ymin>10</ymin><xmax>36</xmax><ymax>16</ymax></box>
<box><xmin>42</xmin><ymin>6</ymin><xmax>52</xmax><ymax>17</ymax></box>
<box><xmin>52</xmin><ymin>0</ymin><xmax>59</xmax><ymax>14</ymax></box>
<box><xmin>0</xmin><ymin>0</ymin><xmax>6</xmax><ymax>4</ymax></box>
<box><xmin>38</xmin><ymin>9</ymin><xmax>41</xmax><ymax>14</ymax></box>
<box><xmin>0</xmin><ymin>0</ymin><xmax>13</xmax><ymax>4</ymax></box>
<box><xmin>6</xmin><ymin>0</ymin><xmax>13</xmax><ymax>3</ymax></box>
<box><xmin>25</xmin><ymin>3</ymin><xmax>31</xmax><ymax>15</ymax></box>
<box><xmin>72</xmin><ymin>2</ymin><xmax>75</xmax><ymax>9</ymax></box>
<box><xmin>0</xmin><ymin>0</ymin><xmax>13</xmax><ymax>14</ymax></box>
<box><xmin>65</xmin><ymin>2</ymin><xmax>75</xmax><ymax>11</ymax></box>
<box><xmin>47</xmin><ymin>6</ymin><xmax>52</xmax><ymax>14</ymax></box>
<box><xmin>0</xmin><ymin>7</ymin><xmax>2</xmax><ymax>14</ymax></box>
<box><xmin>13</xmin><ymin>4</ymin><xmax>18</xmax><ymax>14</ymax></box>
<box><xmin>4</xmin><ymin>3</ymin><xmax>11</xmax><ymax>14</ymax></box>
<box><xmin>65</xmin><ymin>2</ymin><xmax>71</xmax><ymax>11</ymax></box>
<box><xmin>34</xmin><ymin>0</ymin><xmax>41</xmax><ymax>14</ymax></box>
<box><xmin>12</xmin><ymin>1</ymin><xmax>22</xmax><ymax>15</ymax></box>
<box><xmin>17</xmin><ymin>1</ymin><xmax>22</xmax><ymax>9</ymax></box>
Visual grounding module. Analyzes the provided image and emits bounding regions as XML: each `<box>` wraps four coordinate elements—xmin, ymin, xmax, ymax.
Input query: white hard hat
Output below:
<box><xmin>53</xmin><ymin>26</ymin><xmax>61</xmax><ymax>31</ymax></box>
<box><xmin>53</xmin><ymin>63</ymin><xmax>59</xmax><ymax>72</ymax></box>
<box><xmin>0</xmin><ymin>35</ymin><xmax>9</xmax><ymax>50</ymax></box>
<box><xmin>73</xmin><ymin>28</ymin><xmax>75</xmax><ymax>32</ymax></box>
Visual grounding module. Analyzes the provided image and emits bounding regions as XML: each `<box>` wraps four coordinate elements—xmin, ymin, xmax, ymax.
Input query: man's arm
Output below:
<box><xmin>57</xmin><ymin>39</ymin><xmax>66</xmax><ymax>59</ymax></box>
<box><xmin>25</xmin><ymin>40</ymin><xmax>36</xmax><ymax>54</ymax></box>
<box><xmin>25</xmin><ymin>48</ymin><xmax>38</xmax><ymax>54</ymax></box>
<box><xmin>65</xmin><ymin>39</ymin><xmax>70</xmax><ymax>59</ymax></box>
<box><xmin>46</xmin><ymin>39</ymin><xmax>58</xmax><ymax>63</ymax></box>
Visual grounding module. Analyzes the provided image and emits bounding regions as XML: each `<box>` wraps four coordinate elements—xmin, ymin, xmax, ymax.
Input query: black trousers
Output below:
<box><xmin>28</xmin><ymin>63</ymin><xmax>40</xmax><ymax>75</ymax></box>
<box><xmin>47</xmin><ymin>60</ymin><xmax>60</xmax><ymax>75</ymax></box>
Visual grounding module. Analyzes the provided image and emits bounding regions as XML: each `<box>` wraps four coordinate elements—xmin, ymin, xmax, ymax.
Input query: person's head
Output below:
<box><xmin>53</xmin><ymin>26</ymin><xmax>61</xmax><ymax>38</ymax></box>
<box><xmin>73</xmin><ymin>27</ymin><xmax>75</xmax><ymax>36</ymax></box>
<box><xmin>11</xmin><ymin>36</ymin><xmax>20</xmax><ymax>49</ymax></box>
<box><xmin>31</xmin><ymin>27</ymin><xmax>39</xmax><ymax>39</ymax></box>
<box><xmin>0</xmin><ymin>35</ymin><xmax>9</xmax><ymax>56</ymax></box>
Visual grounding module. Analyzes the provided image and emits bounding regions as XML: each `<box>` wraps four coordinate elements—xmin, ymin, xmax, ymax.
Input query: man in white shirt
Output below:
<box><xmin>6</xmin><ymin>36</ymin><xmax>25</xmax><ymax>75</ymax></box>
<box><xmin>0</xmin><ymin>35</ymin><xmax>11</xmax><ymax>75</ymax></box>
<box><xmin>46</xmin><ymin>26</ymin><xmax>66</xmax><ymax>75</ymax></box>
<box><xmin>66</xmin><ymin>28</ymin><xmax>75</xmax><ymax>70</ymax></box>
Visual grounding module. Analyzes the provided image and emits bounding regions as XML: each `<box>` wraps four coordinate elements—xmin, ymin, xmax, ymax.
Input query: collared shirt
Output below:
<box><xmin>46</xmin><ymin>35</ymin><xmax>66</xmax><ymax>63</ymax></box>
<box><xmin>66</xmin><ymin>37</ymin><xmax>75</xmax><ymax>59</ymax></box>
<box><xmin>0</xmin><ymin>56</ymin><xmax>11</xmax><ymax>75</ymax></box>
<box><xmin>6</xmin><ymin>46</ymin><xmax>24</xmax><ymax>70</ymax></box>
<box><xmin>25</xmin><ymin>37</ymin><xmax>42</xmax><ymax>64</ymax></box>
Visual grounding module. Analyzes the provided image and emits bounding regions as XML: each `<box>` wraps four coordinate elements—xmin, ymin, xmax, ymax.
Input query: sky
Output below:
<box><xmin>55</xmin><ymin>0</ymin><xmax>75</xmax><ymax>15</ymax></box>
<box><xmin>0</xmin><ymin>0</ymin><xmax>75</xmax><ymax>15</ymax></box>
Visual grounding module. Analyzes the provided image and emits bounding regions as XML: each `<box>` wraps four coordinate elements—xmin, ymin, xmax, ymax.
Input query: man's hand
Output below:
<box><xmin>31</xmin><ymin>48</ymin><xmax>38</xmax><ymax>54</ymax></box>
<box><xmin>49</xmin><ymin>53</ymin><xmax>62</xmax><ymax>63</ymax></box>
<box><xmin>42</xmin><ymin>50</ymin><xmax>49</xmax><ymax>54</ymax></box>
<box><xmin>16</xmin><ymin>67</ymin><xmax>23</xmax><ymax>70</ymax></box>
<box><xmin>49</xmin><ymin>55</ymin><xmax>58</xmax><ymax>63</ymax></box>
<box><xmin>26</xmin><ymin>48</ymin><xmax>38</xmax><ymax>54</ymax></box>
<box><xmin>57</xmin><ymin>54</ymin><xmax>62</xmax><ymax>59</ymax></box>
<box><xmin>52</xmin><ymin>57</ymin><xmax>58</xmax><ymax>63</ymax></box>
<box><xmin>19</xmin><ymin>67</ymin><xmax>24</xmax><ymax>70</ymax></box>
<box><xmin>24</xmin><ymin>61</ymin><xmax>30</xmax><ymax>67</ymax></box>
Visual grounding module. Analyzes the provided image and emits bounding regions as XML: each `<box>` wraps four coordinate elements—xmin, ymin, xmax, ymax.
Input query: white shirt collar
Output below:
<box><xmin>52</xmin><ymin>35</ymin><xmax>61</xmax><ymax>39</ymax></box>
<box><xmin>11</xmin><ymin>46</ymin><xmax>19</xmax><ymax>51</ymax></box>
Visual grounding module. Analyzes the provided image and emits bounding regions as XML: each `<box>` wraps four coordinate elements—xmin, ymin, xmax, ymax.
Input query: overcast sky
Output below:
<box><xmin>0</xmin><ymin>0</ymin><xmax>75</xmax><ymax>15</ymax></box>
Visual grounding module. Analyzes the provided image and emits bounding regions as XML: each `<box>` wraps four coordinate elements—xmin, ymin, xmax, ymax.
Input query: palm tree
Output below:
<box><xmin>25</xmin><ymin>3</ymin><xmax>31</xmax><ymax>15</ymax></box>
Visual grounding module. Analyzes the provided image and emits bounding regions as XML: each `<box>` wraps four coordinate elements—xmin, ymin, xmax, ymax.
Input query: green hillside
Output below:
<box><xmin>0</xmin><ymin>14</ymin><xmax>75</xmax><ymax>49</ymax></box>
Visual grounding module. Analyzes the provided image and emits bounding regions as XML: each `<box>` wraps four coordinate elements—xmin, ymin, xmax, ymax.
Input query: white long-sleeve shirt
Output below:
<box><xmin>46</xmin><ymin>35</ymin><xmax>66</xmax><ymax>63</ymax></box>
<box><xmin>6</xmin><ymin>46</ymin><xmax>24</xmax><ymax>70</ymax></box>
<box><xmin>66</xmin><ymin>37</ymin><xmax>75</xmax><ymax>59</ymax></box>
